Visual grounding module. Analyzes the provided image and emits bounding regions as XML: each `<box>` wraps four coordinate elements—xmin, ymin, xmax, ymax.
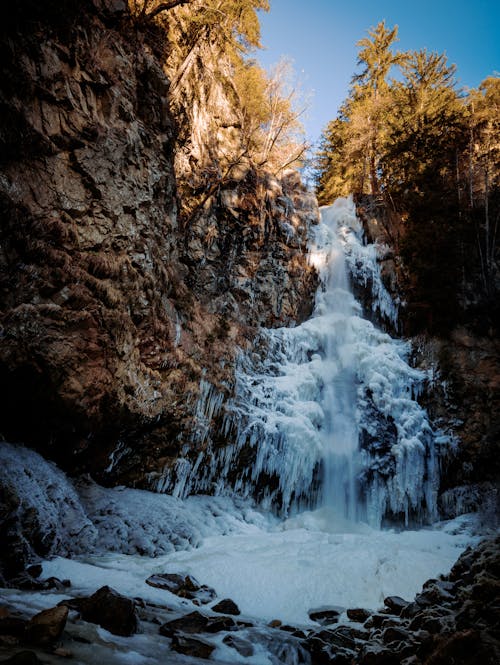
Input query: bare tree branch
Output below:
<box><xmin>144</xmin><ymin>0</ymin><xmax>192</xmax><ymax>20</ymax></box>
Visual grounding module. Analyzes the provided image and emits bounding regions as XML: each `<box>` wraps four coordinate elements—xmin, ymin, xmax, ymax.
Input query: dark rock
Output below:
<box><xmin>145</xmin><ymin>573</ymin><xmax>216</xmax><ymax>604</ymax></box>
<box><xmin>347</xmin><ymin>607</ymin><xmax>371</xmax><ymax>623</ymax></box>
<box><xmin>159</xmin><ymin>611</ymin><xmax>208</xmax><ymax>636</ymax></box>
<box><xmin>170</xmin><ymin>633</ymin><xmax>215</xmax><ymax>659</ymax></box>
<box><xmin>24</xmin><ymin>605</ymin><xmax>68</xmax><ymax>646</ymax></box>
<box><xmin>79</xmin><ymin>586</ymin><xmax>138</xmax><ymax>636</ymax></box>
<box><xmin>359</xmin><ymin>642</ymin><xmax>401</xmax><ymax>664</ymax></box>
<box><xmin>204</xmin><ymin>615</ymin><xmax>236</xmax><ymax>633</ymax></box>
<box><xmin>223</xmin><ymin>634</ymin><xmax>254</xmax><ymax>657</ymax></box>
<box><xmin>146</xmin><ymin>572</ymin><xmax>192</xmax><ymax>593</ymax></box>
<box><xmin>382</xmin><ymin>625</ymin><xmax>411</xmax><ymax>644</ymax></box>
<box><xmin>400</xmin><ymin>602</ymin><xmax>420</xmax><ymax>619</ymax></box>
<box><xmin>365</xmin><ymin>614</ymin><xmax>391</xmax><ymax>629</ymax></box>
<box><xmin>320</xmin><ymin>626</ymin><xmax>356</xmax><ymax>651</ymax></box>
<box><xmin>383</xmin><ymin>596</ymin><xmax>410</xmax><ymax>615</ymax></box>
<box><xmin>0</xmin><ymin>652</ymin><xmax>43</xmax><ymax>665</ymax></box>
<box><xmin>211</xmin><ymin>598</ymin><xmax>240</xmax><ymax>615</ymax></box>
<box><xmin>159</xmin><ymin>610</ymin><xmax>234</xmax><ymax>637</ymax></box>
<box><xmin>7</xmin><ymin>574</ymin><xmax>46</xmax><ymax>591</ymax></box>
<box><xmin>25</xmin><ymin>566</ymin><xmax>42</xmax><ymax>579</ymax></box>
<box><xmin>308</xmin><ymin>606</ymin><xmax>344</xmax><ymax>625</ymax></box>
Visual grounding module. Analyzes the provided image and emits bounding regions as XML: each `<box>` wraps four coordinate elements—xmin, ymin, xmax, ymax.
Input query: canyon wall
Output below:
<box><xmin>0</xmin><ymin>0</ymin><xmax>318</xmax><ymax>485</ymax></box>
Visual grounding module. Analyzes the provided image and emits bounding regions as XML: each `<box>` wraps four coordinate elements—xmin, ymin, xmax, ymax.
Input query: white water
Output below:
<box><xmin>157</xmin><ymin>197</ymin><xmax>449</xmax><ymax>527</ymax></box>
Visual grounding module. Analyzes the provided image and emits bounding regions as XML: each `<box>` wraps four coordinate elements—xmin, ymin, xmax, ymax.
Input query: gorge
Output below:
<box><xmin>0</xmin><ymin>1</ymin><xmax>499</xmax><ymax>664</ymax></box>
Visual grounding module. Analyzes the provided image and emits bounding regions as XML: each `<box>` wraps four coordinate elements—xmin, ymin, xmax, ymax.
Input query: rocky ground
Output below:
<box><xmin>0</xmin><ymin>535</ymin><xmax>498</xmax><ymax>664</ymax></box>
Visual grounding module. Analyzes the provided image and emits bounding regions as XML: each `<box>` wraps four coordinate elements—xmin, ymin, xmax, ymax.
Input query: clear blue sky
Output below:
<box><xmin>256</xmin><ymin>0</ymin><xmax>500</xmax><ymax>146</ymax></box>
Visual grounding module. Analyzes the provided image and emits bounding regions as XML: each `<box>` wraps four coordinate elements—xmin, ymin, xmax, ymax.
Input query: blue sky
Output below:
<box><xmin>256</xmin><ymin>0</ymin><xmax>500</xmax><ymax>145</ymax></box>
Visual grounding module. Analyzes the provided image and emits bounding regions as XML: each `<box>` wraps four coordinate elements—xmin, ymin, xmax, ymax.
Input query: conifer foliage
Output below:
<box><xmin>316</xmin><ymin>22</ymin><xmax>499</xmax><ymax>333</ymax></box>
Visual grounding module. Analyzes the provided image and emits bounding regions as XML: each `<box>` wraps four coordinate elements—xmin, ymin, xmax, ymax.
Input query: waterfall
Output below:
<box><xmin>158</xmin><ymin>197</ymin><xmax>450</xmax><ymax>527</ymax></box>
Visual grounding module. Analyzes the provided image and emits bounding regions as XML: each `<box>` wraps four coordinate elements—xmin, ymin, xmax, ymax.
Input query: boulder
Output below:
<box><xmin>308</xmin><ymin>606</ymin><xmax>344</xmax><ymax>625</ymax></box>
<box><xmin>211</xmin><ymin>598</ymin><xmax>240</xmax><ymax>615</ymax></box>
<box><xmin>145</xmin><ymin>573</ymin><xmax>216</xmax><ymax>604</ymax></box>
<box><xmin>24</xmin><ymin>605</ymin><xmax>68</xmax><ymax>646</ymax></box>
<box><xmin>78</xmin><ymin>586</ymin><xmax>138</xmax><ymax>636</ymax></box>
<box><xmin>170</xmin><ymin>633</ymin><xmax>215</xmax><ymax>659</ymax></box>
<box><xmin>159</xmin><ymin>610</ymin><xmax>234</xmax><ymax>637</ymax></box>
<box><xmin>383</xmin><ymin>596</ymin><xmax>410</xmax><ymax>616</ymax></box>
<box><xmin>347</xmin><ymin>607</ymin><xmax>371</xmax><ymax>623</ymax></box>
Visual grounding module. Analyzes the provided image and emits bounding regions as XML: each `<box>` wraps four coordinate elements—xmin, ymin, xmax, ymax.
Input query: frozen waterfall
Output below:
<box><xmin>158</xmin><ymin>197</ymin><xmax>448</xmax><ymax>527</ymax></box>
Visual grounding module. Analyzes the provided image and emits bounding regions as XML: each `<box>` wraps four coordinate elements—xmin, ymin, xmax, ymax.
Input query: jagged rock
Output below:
<box><xmin>383</xmin><ymin>596</ymin><xmax>410</xmax><ymax>615</ymax></box>
<box><xmin>305</xmin><ymin>634</ymin><xmax>355</xmax><ymax>665</ymax></box>
<box><xmin>159</xmin><ymin>610</ymin><xmax>234</xmax><ymax>637</ymax></box>
<box><xmin>223</xmin><ymin>634</ymin><xmax>254</xmax><ymax>657</ymax></box>
<box><xmin>318</xmin><ymin>626</ymin><xmax>357</xmax><ymax>651</ymax></box>
<box><xmin>24</xmin><ymin>605</ymin><xmax>68</xmax><ymax>646</ymax></box>
<box><xmin>382</xmin><ymin>625</ymin><xmax>412</xmax><ymax>644</ymax></box>
<box><xmin>145</xmin><ymin>572</ymin><xmax>217</xmax><ymax>604</ymax></box>
<box><xmin>211</xmin><ymin>598</ymin><xmax>240</xmax><ymax>615</ymax></box>
<box><xmin>347</xmin><ymin>607</ymin><xmax>371</xmax><ymax>623</ymax></box>
<box><xmin>77</xmin><ymin>586</ymin><xmax>138</xmax><ymax>636</ymax></box>
<box><xmin>308</xmin><ymin>606</ymin><xmax>344</xmax><ymax>625</ymax></box>
<box><xmin>170</xmin><ymin>633</ymin><xmax>215</xmax><ymax>659</ymax></box>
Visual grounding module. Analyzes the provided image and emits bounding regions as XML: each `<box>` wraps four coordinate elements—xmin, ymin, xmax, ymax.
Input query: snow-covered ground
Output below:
<box><xmin>38</xmin><ymin>506</ymin><xmax>479</xmax><ymax>628</ymax></box>
<box><xmin>0</xmin><ymin>445</ymin><xmax>487</xmax><ymax>664</ymax></box>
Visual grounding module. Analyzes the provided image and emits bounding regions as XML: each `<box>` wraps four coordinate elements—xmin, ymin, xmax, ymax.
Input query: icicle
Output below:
<box><xmin>155</xmin><ymin>196</ymin><xmax>449</xmax><ymax>527</ymax></box>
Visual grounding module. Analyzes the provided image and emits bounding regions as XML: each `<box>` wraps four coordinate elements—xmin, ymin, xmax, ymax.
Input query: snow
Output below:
<box><xmin>0</xmin><ymin>443</ymin><xmax>97</xmax><ymax>556</ymax></box>
<box><xmin>0</xmin><ymin>443</ymin><xmax>484</xmax><ymax>664</ymax></box>
<box><xmin>32</xmin><ymin>506</ymin><xmax>479</xmax><ymax>632</ymax></box>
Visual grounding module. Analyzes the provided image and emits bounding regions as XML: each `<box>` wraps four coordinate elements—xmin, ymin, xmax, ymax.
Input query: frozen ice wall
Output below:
<box><xmin>159</xmin><ymin>197</ymin><xmax>447</xmax><ymax>526</ymax></box>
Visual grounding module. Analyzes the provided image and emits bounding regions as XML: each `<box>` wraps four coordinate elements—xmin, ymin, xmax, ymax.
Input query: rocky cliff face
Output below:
<box><xmin>0</xmin><ymin>0</ymin><xmax>317</xmax><ymax>484</ymax></box>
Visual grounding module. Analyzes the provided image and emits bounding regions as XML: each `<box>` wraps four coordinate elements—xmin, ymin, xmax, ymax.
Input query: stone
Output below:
<box><xmin>24</xmin><ymin>605</ymin><xmax>68</xmax><ymax>646</ymax></box>
<box><xmin>159</xmin><ymin>610</ymin><xmax>234</xmax><ymax>637</ymax></box>
<box><xmin>223</xmin><ymin>634</ymin><xmax>254</xmax><ymax>657</ymax></box>
<box><xmin>320</xmin><ymin>626</ymin><xmax>356</xmax><ymax>651</ymax></box>
<box><xmin>308</xmin><ymin>606</ymin><xmax>344</xmax><ymax>625</ymax></box>
<box><xmin>79</xmin><ymin>586</ymin><xmax>138</xmax><ymax>636</ymax></box>
<box><xmin>382</xmin><ymin>625</ymin><xmax>411</xmax><ymax>644</ymax></box>
<box><xmin>146</xmin><ymin>573</ymin><xmax>187</xmax><ymax>593</ymax></box>
<box><xmin>383</xmin><ymin>596</ymin><xmax>410</xmax><ymax>615</ymax></box>
<box><xmin>170</xmin><ymin>633</ymin><xmax>215</xmax><ymax>659</ymax></box>
<box><xmin>211</xmin><ymin>598</ymin><xmax>240</xmax><ymax>615</ymax></box>
<box><xmin>145</xmin><ymin>573</ymin><xmax>216</xmax><ymax>603</ymax></box>
<box><xmin>347</xmin><ymin>607</ymin><xmax>371</xmax><ymax>623</ymax></box>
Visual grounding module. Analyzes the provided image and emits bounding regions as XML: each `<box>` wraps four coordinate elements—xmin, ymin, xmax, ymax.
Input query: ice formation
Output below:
<box><xmin>158</xmin><ymin>197</ymin><xmax>448</xmax><ymax>526</ymax></box>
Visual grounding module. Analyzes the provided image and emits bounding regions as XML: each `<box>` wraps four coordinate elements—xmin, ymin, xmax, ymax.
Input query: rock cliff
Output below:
<box><xmin>0</xmin><ymin>0</ymin><xmax>318</xmax><ymax>484</ymax></box>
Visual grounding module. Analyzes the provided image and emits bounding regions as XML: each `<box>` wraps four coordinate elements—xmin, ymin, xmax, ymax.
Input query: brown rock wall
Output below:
<box><xmin>0</xmin><ymin>1</ymin><xmax>317</xmax><ymax>484</ymax></box>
